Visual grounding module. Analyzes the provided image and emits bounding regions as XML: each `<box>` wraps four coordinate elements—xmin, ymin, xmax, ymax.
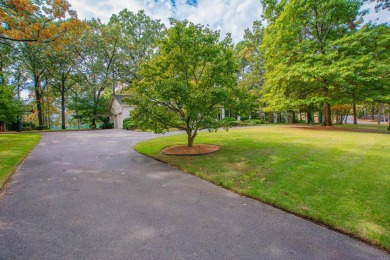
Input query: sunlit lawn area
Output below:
<box><xmin>336</xmin><ymin>123</ymin><xmax>389</xmax><ymax>132</ymax></box>
<box><xmin>135</xmin><ymin>126</ymin><xmax>390</xmax><ymax>250</ymax></box>
<box><xmin>0</xmin><ymin>134</ymin><xmax>41</xmax><ymax>189</ymax></box>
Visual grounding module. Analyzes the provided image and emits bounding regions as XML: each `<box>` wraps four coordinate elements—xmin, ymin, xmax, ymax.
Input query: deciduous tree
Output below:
<box><xmin>131</xmin><ymin>19</ymin><xmax>243</xmax><ymax>147</ymax></box>
<box><xmin>108</xmin><ymin>9</ymin><xmax>165</xmax><ymax>90</ymax></box>
<box><xmin>261</xmin><ymin>0</ymin><xmax>364</xmax><ymax>126</ymax></box>
<box><xmin>46</xmin><ymin>20</ymin><xmax>85</xmax><ymax>129</ymax></box>
<box><xmin>19</xmin><ymin>42</ymin><xmax>50</xmax><ymax>127</ymax></box>
<box><xmin>72</xmin><ymin>19</ymin><xmax>119</xmax><ymax>127</ymax></box>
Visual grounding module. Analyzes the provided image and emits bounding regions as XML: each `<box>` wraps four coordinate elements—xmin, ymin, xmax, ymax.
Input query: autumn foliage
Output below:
<box><xmin>0</xmin><ymin>0</ymin><xmax>78</xmax><ymax>44</ymax></box>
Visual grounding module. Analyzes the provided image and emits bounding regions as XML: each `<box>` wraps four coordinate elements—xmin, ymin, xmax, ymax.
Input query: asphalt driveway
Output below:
<box><xmin>0</xmin><ymin>130</ymin><xmax>388</xmax><ymax>259</ymax></box>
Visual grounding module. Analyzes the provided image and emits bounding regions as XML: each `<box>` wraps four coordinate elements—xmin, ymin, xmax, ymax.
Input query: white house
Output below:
<box><xmin>109</xmin><ymin>94</ymin><xmax>136</xmax><ymax>129</ymax></box>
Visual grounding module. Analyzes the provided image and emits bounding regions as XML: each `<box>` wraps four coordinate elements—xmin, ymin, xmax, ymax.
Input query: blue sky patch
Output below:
<box><xmin>154</xmin><ymin>0</ymin><xmax>197</xmax><ymax>8</ymax></box>
<box><xmin>186</xmin><ymin>0</ymin><xmax>198</xmax><ymax>7</ymax></box>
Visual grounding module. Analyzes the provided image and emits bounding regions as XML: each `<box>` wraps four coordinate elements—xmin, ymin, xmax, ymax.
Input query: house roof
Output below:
<box><xmin>112</xmin><ymin>94</ymin><xmax>132</xmax><ymax>106</ymax></box>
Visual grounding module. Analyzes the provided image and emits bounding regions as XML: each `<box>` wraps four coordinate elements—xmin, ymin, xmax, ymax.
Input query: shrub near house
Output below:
<box><xmin>123</xmin><ymin>118</ymin><xmax>137</xmax><ymax>130</ymax></box>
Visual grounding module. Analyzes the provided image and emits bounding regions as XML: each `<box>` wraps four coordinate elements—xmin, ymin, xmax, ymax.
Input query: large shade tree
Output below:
<box><xmin>131</xmin><ymin>19</ymin><xmax>243</xmax><ymax>147</ymax></box>
<box><xmin>109</xmin><ymin>9</ymin><xmax>165</xmax><ymax>89</ymax></box>
<box><xmin>261</xmin><ymin>0</ymin><xmax>364</xmax><ymax>126</ymax></box>
<box><xmin>18</xmin><ymin>42</ymin><xmax>50</xmax><ymax>127</ymax></box>
<box><xmin>235</xmin><ymin>21</ymin><xmax>265</xmax><ymax>94</ymax></box>
<box><xmin>329</xmin><ymin>24</ymin><xmax>390</xmax><ymax>124</ymax></box>
<box><xmin>71</xmin><ymin>19</ymin><xmax>120</xmax><ymax>127</ymax></box>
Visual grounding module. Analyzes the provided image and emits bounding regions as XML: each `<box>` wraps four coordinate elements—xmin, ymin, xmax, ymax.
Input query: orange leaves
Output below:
<box><xmin>0</xmin><ymin>0</ymin><xmax>79</xmax><ymax>43</ymax></box>
<box><xmin>48</xmin><ymin>18</ymin><xmax>86</xmax><ymax>50</ymax></box>
<box><xmin>7</xmin><ymin>0</ymin><xmax>37</xmax><ymax>13</ymax></box>
<box><xmin>44</xmin><ymin>0</ymin><xmax>75</xmax><ymax>19</ymax></box>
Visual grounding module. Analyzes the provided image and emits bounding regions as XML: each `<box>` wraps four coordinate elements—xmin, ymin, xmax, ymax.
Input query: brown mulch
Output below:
<box><xmin>162</xmin><ymin>144</ymin><xmax>220</xmax><ymax>156</ymax></box>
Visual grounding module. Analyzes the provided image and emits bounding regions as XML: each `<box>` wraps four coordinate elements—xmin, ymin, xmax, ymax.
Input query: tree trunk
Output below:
<box><xmin>378</xmin><ymin>103</ymin><xmax>384</xmax><ymax>125</ymax></box>
<box><xmin>91</xmin><ymin>118</ymin><xmax>96</xmax><ymax>129</ymax></box>
<box><xmin>371</xmin><ymin>103</ymin><xmax>375</xmax><ymax>120</ymax></box>
<box><xmin>186</xmin><ymin>124</ymin><xmax>197</xmax><ymax>148</ymax></box>
<box><xmin>61</xmin><ymin>91</ymin><xmax>66</xmax><ymax>130</ymax></box>
<box><xmin>323</xmin><ymin>102</ymin><xmax>332</xmax><ymax>126</ymax></box>
<box><xmin>318</xmin><ymin>111</ymin><xmax>323</xmax><ymax>124</ymax></box>
<box><xmin>362</xmin><ymin>103</ymin><xmax>366</xmax><ymax>120</ymax></box>
<box><xmin>388</xmin><ymin>109</ymin><xmax>390</xmax><ymax>131</ymax></box>
<box><xmin>353</xmin><ymin>103</ymin><xmax>357</xmax><ymax>124</ymax></box>
<box><xmin>187</xmin><ymin>133</ymin><xmax>195</xmax><ymax>148</ymax></box>
<box><xmin>344</xmin><ymin>111</ymin><xmax>349</xmax><ymax>124</ymax></box>
<box><xmin>0</xmin><ymin>53</ymin><xmax>4</xmax><ymax>85</ymax></box>
<box><xmin>277</xmin><ymin>113</ymin><xmax>281</xmax><ymax>123</ymax></box>
<box><xmin>291</xmin><ymin>111</ymin><xmax>296</xmax><ymax>124</ymax></box>
<box><xmin>46</xmin><ymin>94</ymin><xmax>51</xmax><ymax>129</ymax></box>
<box><xmin>269</xmin><ymin>112</ymin><xmax>274</xmax><ymax>124</ymax></box>
<box><xmin>34</xmin><ymin>81</ymin><xmax>44</xmax><ymax>127</ymax></box>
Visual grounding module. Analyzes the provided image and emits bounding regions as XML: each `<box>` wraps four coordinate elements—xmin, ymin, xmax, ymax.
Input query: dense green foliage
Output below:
<box><xmin>131</xmin><ymin>19</ymin><xmax>247</xmax><ymax>147</ymax></box>
<box><xmin>0</xmin><ymin>6</ymin><xmax>164</xmax><ymax>130</ymax></box>
<box><xmin>122</xmin><ymin>117</ymin><xmax>137</xmax><ymax>130</ymax></box>
<box><xmin>235</xmin><ymin>21</ymin><xmax>265</xmax><ymax>96</ymax></box>
<box><xmin>2</xmin><ymin>0</ymin><xmax>389</xmax><ymax>130</ymax></box>
<box><xmin>135</xmin><ymin>127</ymin><xmax>390</xmax><ymax>249</ymax></box>
<box><xmin>259</xmin><ymin>0</ymin><xmax>390</xmax><ymax>126</ymax></box>
<box><xmin>0</xmin><ymin>85</ymin><xmax>22</xmax><ymax>129</ymax></box>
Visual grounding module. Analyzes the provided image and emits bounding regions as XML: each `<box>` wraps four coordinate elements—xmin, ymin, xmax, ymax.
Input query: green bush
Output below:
<box><xmin>99</xmin><ymin>122</ymin><xmax>114</xmax><ymax>129</ymax></box>
<box><xmin>123</xmin><ymin>117</ymin><xmax>137</xmax><ymax>130</ymax></box>
<box><xmin>243</xmin><ymin>119</ymin><xmax>265</xmax><ymax>126</ymax></box>
<box><xmin>220</xmin><ymin>117</ymin><xmax>237</xmax><ymax>127</ymax></box>
<box><xmin>35</xmin><ymin>125</ymin><xmax>49</xmax><ymax>130</ymax></box>
<box><xmin>23</xmin><ymin>122</ymin><xmax>36</xmax><ymax>131</ymax></box>
<box><xmin>123</xmin><ymin>117</ymin><xmax>131</xmax><ymax>126</ymax></box>
<box><xmin>220</xmin><ymin>118</ymin><xmax>265</xmax><ymax>127</ymax></box>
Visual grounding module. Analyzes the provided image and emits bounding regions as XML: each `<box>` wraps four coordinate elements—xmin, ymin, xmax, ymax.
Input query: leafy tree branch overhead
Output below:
<box><xmin>0</xmin><ymin>0</ymin><xmax>79</xmax><ymax>45</ymax></box>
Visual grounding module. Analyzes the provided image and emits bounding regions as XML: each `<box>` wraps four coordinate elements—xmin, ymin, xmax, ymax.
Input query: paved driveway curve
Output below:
<box><xmin>0</xmin><ymin>130</ymin><xmax>388</xmax><ymax>259</ymax></box>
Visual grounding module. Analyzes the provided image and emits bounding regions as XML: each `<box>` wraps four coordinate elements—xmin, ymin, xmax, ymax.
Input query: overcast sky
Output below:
<box><xmin>67</xmin><ymin>0</ymin><xmax>390</xmax><ymax>43</ymax></box>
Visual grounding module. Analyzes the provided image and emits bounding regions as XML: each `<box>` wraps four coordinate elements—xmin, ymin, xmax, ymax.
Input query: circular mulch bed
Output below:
<box><xmin>162</xmin><ymin>144</ymin><xmax>220</xmax><ymax>156</ymax></box>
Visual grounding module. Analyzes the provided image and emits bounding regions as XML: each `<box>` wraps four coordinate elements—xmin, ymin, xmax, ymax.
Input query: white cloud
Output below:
<box><xmin>68</xmin><ymin>0</ymin><xmax>389</xmax><ymax>43</ymax></box>
<box><xmin>68</xmin><ymin>0</ymin><xmax>262</xmax><ymax>42</ymax></box>
<box><xmin>363</xmin><ymin>2</ymin><xmax>390</xmax><ymax>24</ymax></box>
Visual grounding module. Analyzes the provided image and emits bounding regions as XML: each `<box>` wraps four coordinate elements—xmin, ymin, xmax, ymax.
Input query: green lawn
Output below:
<box><xmin>336</xmin><ymin>123</ymin><xmax>389</xmax><ymax>132</ymax></box>
<box><xmin>135</xmin><ymin>126</ymin><xmax>390</xmax><ymax>250</ymax></box>
<box><xmin>0</xmin><ymin>134</ymin><xmax>41</xmax><ymax>189</ymax></box>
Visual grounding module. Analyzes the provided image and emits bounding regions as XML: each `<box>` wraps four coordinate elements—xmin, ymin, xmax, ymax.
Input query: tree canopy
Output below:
<box><xmin>131</xmin><ymin>19</ymin><xmax>244</xmax><ymax>147</ymax></box>
<box><xmin>0</xmin><ymin>0</ymin><xmax>78</xmax><ymax>44</ymax></box>
<box><xmin>260</xmin><ymin>0</ymin><xmax>389</xmax><ymax>126</ymax></box>
<box><xmin>1</xmin><ymin>1</ymin><xmax>388</xmax><ymax>131</ymax></box>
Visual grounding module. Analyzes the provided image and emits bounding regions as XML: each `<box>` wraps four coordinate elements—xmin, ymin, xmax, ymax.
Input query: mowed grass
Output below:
<box><xmin>135</xmin><ymin>126</ymin><xmax>390</xmax><ymax>249</ymax></box>
<box><xmin>336</xmin><ymin>123</ymin><xmax>389</xmax><ymax>132</ymax></box>
<box><xmin>0</xmin><ymin>134</ymin><xmax>41</xmax><ymax>189</ymax></box>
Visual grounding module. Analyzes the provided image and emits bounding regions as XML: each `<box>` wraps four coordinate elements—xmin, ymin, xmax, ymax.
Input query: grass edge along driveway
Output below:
<box><xmin>134</xmin><ymin>126</ymin><xmax>390</xmax><ymax>251</ymax></box>
<box><xmin>0</xmin><ymin>133</ymin><xmax>41</xmax><ymax>189</ymax></box>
